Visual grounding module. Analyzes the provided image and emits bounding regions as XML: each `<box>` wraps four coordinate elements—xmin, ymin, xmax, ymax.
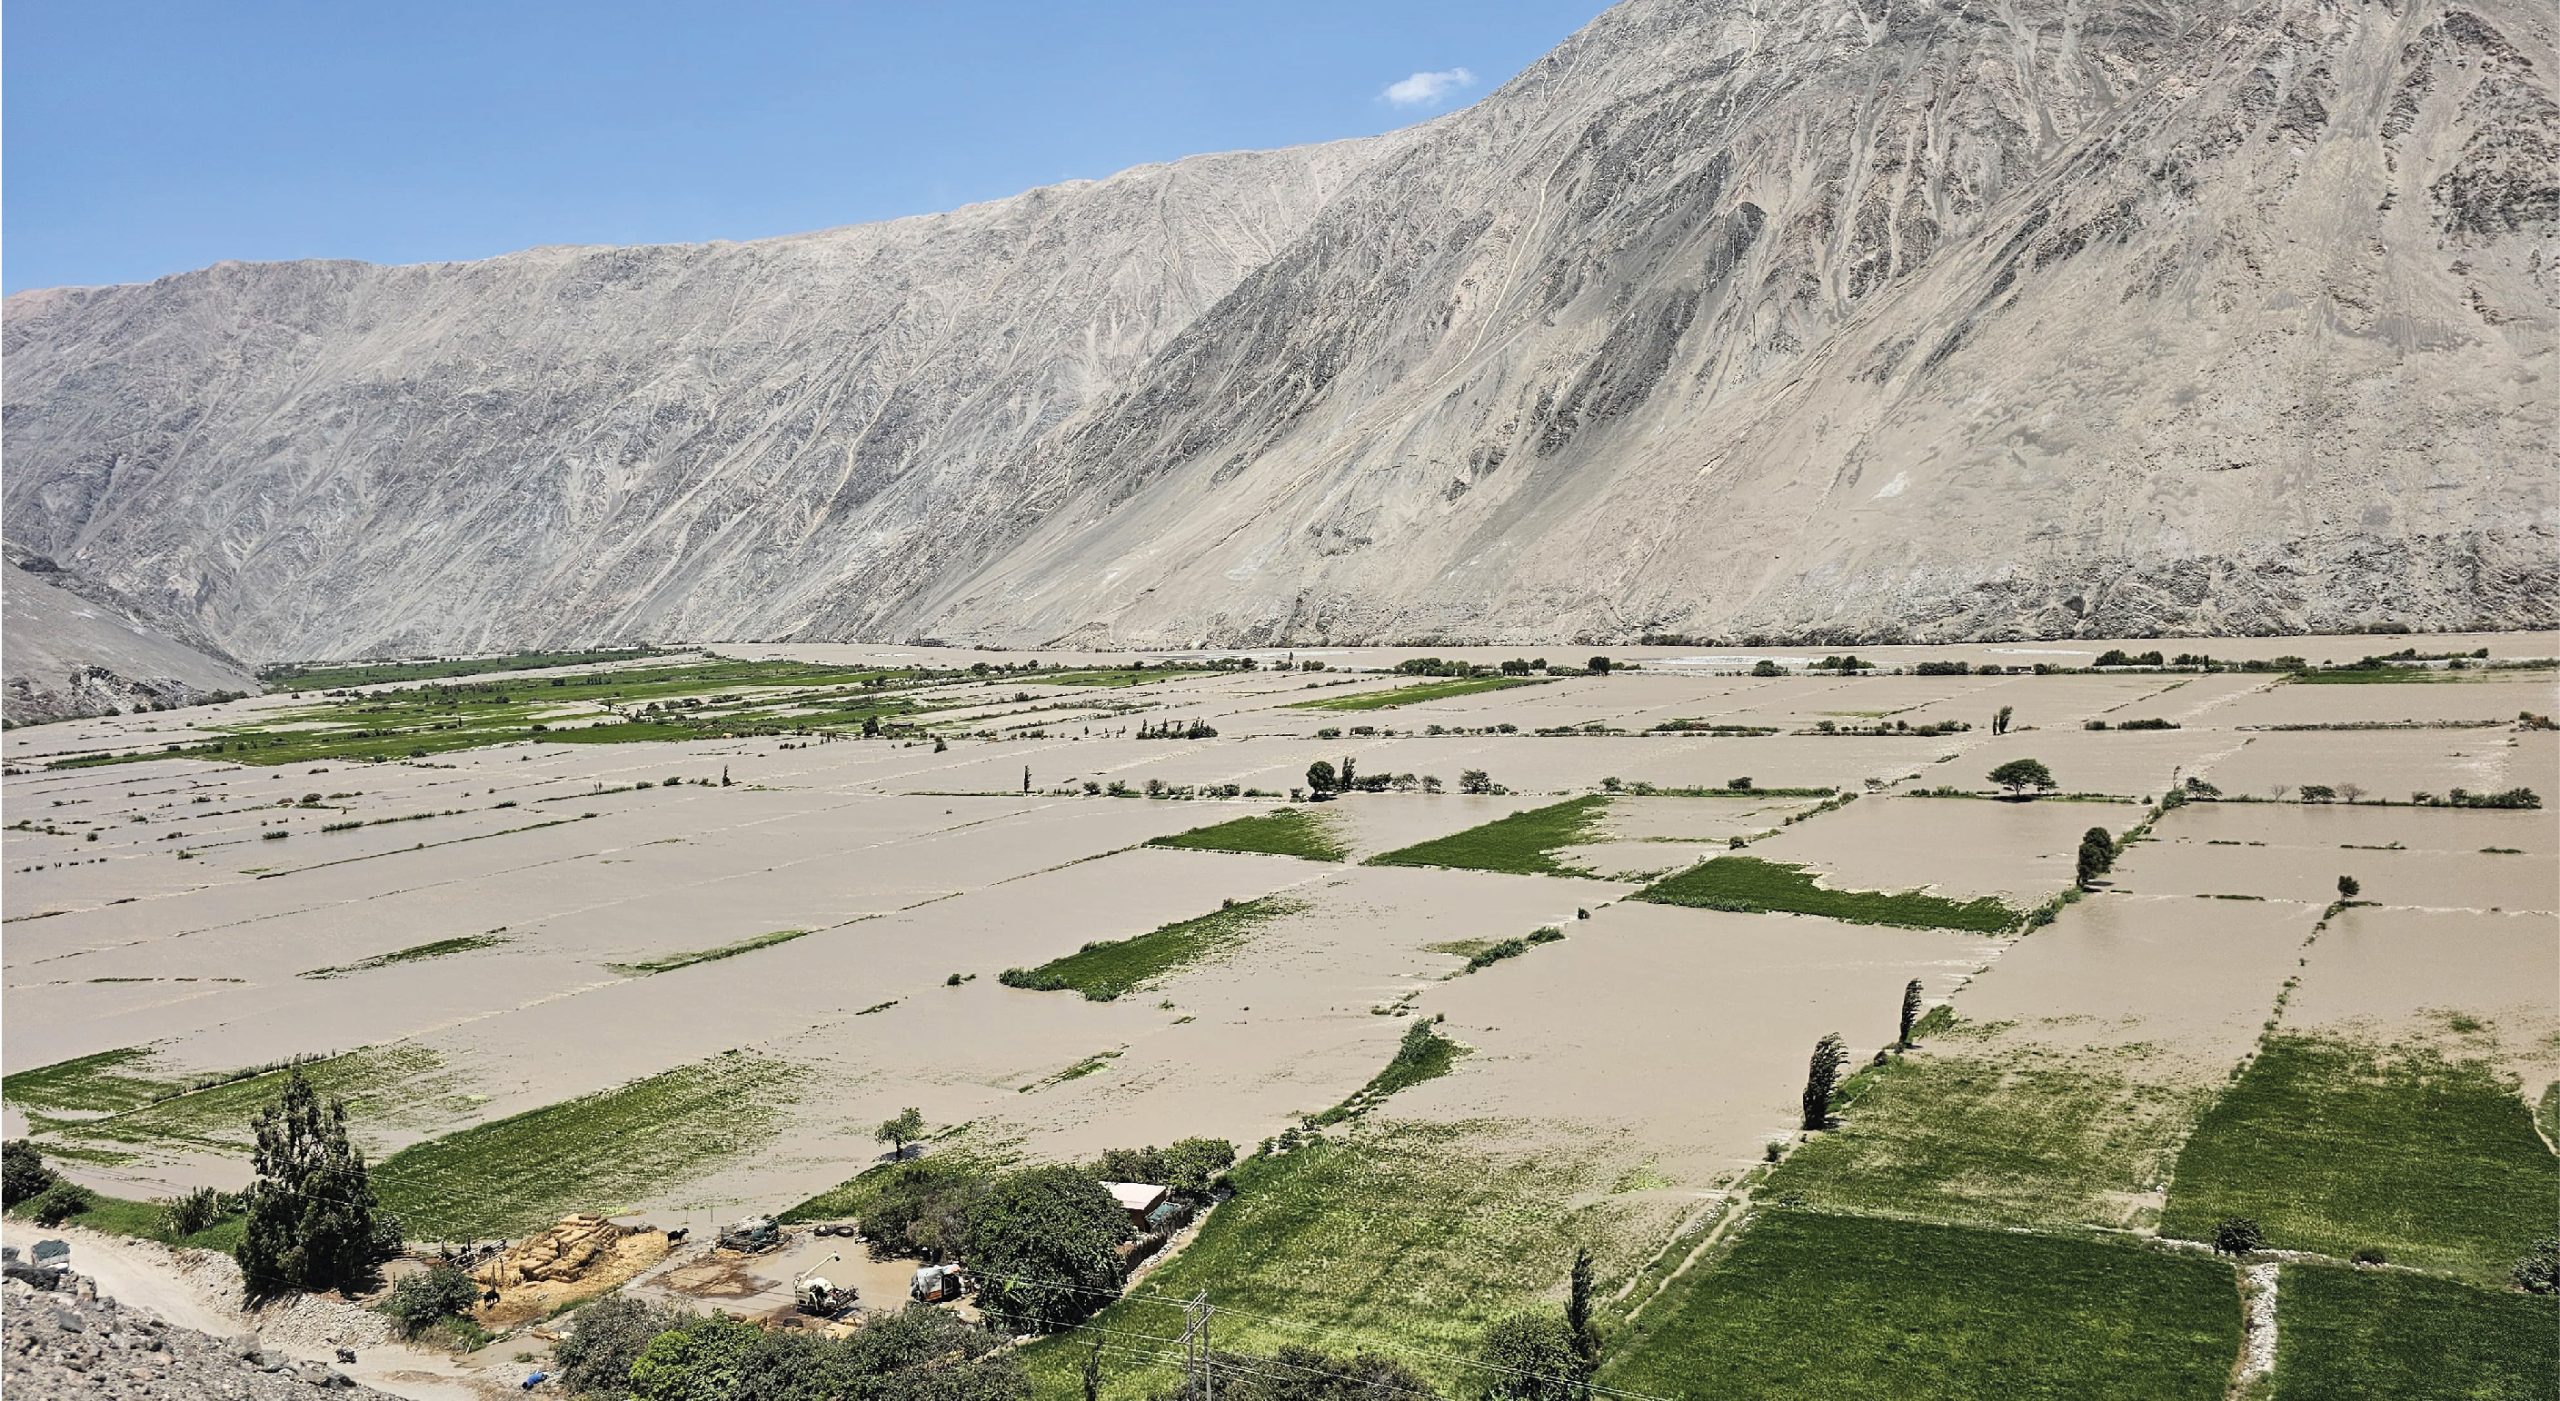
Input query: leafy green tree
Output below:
<box><xmin>2082</xmin><ymin>827</ymin><xmax>2116</xmax><ymax>869</ymax></box>
<box><xmin>235</xmin><ymin>1069</ymin><xmax>398</xmax><ymax>1303</ymax></box>
<box><xmin>876</xmin><ymin>1107</ymin><xmax>926</xmax><ymax>1160</ymax></box>
<box><xmin>1988</xmin><ymin>758</ymin><xmax>2057</xmax><ymax>796</ymax></box>
<box><xmin>554</xmin><ymin>1294</ymin><xmax>694</xmax><ymax>1394</ymax></box>
<box><xmin>1897</xmin><ymin>979</ymin><xmax>1924</xmax><ymax>1049</ymax></box>
<box><xmin>2212</xmin><ymin>1218</ymin><xmax>2267</xmax><ymax>1255</ymax></box>
<box><xmin>1586</xmin><ymin>656</ymin><xmax>1612</xmax><ymax>675</ymax></box>
<box><xmin>1459</xmin><ymin>768</ymin><xmax>1494</xmax><ymax>795</ymax></box>
<box><xmin>1993</xmin><ymin>705</ymin><xmax>2013</xmax><ymax>736</ymax></box>
<box><xmin>2076</xmin><ymin>835</ymin><xmax>2111</xmax><ymax>890</ymax></box>
<box><xmin>1305</xmin><ymin>761</ymin><xmax>1337</xmax><ymax>797</ymax></box>
<box><xmin>1801</xmin><ymin>1032</ymin><xmax>1848</xmax><ymax>1130</ymax></box>
<box><xmin>1750</xmin><ymin>659</ymin><xmax>1783</xmax><ymax>677</ymax></box>
<box><xmin>963</xmin><ymin>1165</ymin><xmax>1132</xmax><ymax>1334</ymax></box>
<box><xmin>2</xmin><ymin>1139</ymin><xmax>56</xmax><ymax>1206</ymax></box>
<box><xmin>1476</xmin><ymin>1310</ymin><xmax>1588</xmax><ymax>1400</ymax></box>
<box><xmin>2337</xmin><ymin>874</ymin><xmax>2360</xmax><ymax>900</ymax></box>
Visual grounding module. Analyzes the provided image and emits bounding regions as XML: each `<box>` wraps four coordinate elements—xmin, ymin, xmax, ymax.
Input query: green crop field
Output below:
<box><xmin>49</xmin><ymin>1045</ymin><xmax>472</xmax><ymax>1158</ymax></box>
<box><xmin>606</xmin><ymin>928</ymin><xmax>811</xmax><ymax>976</ymax></box>
<box><xmin>2273</xmin><ymin>1263</ymin><xmax>2558</xmax><ymax>1401</ymax></box>
<box><xmin>260</xmin><ymin>647</ymin><xmax>664</xmax><ymax>691</ymax></box>
<box><xmin>998</xmin><ymin>897</ymin><xmax>1302</xmax><ymax>1001</ymax></box>
<box><xmin>1022</xmin><ymin>1120</ymin><xmax>1654</xmax><ymax>1397</ymax></box>
<box><xmin>1364</xmin><ymin>795</ymin><xmax>1608</xmax><ymax>876</ymax></box>
<box><xmin>1772</xmin><ymin>1035</ymin><xmax>2210</xmax><ymax>1231</ymax></box>
<box><xmin>778</xmin><ymin>1129</ymin><xmax>1021</xmax><ymax>1224</ymax></box>
<box><xmin>371</xmin><ymin>1051</ymin><xmax>804</xmax><ymax>1239</ymax></box>
<box><xmin>1285</xmin><ymin>675</ymin><xmax>1549</xmax><ymax>711</ymax></box>
<box><xmin>1602</xmin><ymin>1210</ymin><xmax>2242</xmax><ymax>1399</ymax></box>
<box><xmin>2160</xmin><ymin>1034</ymin><xmax>2558</xmax><ymax>1282</ymax></box>
<box><xmin>1021</xmin><ymin>667</ymin><xmax>1209</xmax><ymax>688</ymax></box>
<box><xmin>1146</xmin><ymin>807</ymin><xmax>1347</xmax><ymax>861</ymax></box>
<box><xmin>301</xmin><ymin>934</ymin><xmax>506</xmax><ymax>979</ymax></box>
<box><xmin>3</xmin><ymin>1046</ymin><xmax>181</xmax><ymax>1116</ymax></box>
<box><xmin>1633</xmin><ymin>855</ymin><xmax>2023</xmax><ymax>932</ymax></box>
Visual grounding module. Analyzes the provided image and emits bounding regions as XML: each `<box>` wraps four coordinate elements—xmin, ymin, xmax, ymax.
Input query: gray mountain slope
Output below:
<box><xmin>3</xmin><ymin>560</ymin><xmax>257</xmax><ymax>722</ymax></box>
<box><xmin>4</xmin><ymin>0</ymin><xmax>2553</xmax><ymax>661</ymax></box>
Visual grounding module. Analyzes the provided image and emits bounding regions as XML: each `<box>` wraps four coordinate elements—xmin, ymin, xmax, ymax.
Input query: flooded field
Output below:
<box><xmin>4</xmin><ymin>635</ymin><xmax>2552</xmax><ymax>1395</ymax></box>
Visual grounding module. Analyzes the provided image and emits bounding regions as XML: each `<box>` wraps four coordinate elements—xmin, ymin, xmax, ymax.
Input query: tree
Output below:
<box><xmin>963</xmin><ymin>1165</ymin><xmax>1132</xmax><ymax>1334</ymax></box>
<box><xmin>1306</xmin><ymin>761</ymin><xmax>1337</xmax><ymax>797</ymax></box>
<box><xmin>1992</xmin><ymin>705</ymin><xmax>2014</xmax><ymax>736</ymax></box>
<box><xmin>2</xmin><ymin>1139</ymin><xmax>56</xmax><ymax>1206</ymax></box>
<box><xmin>2076</xmin><ymin>837</ymin><xmax>2109</xmax><ymax>889</ymax></box>
<box><xmin>1565</xmin><ymin>1247</ymin><xmax>1599</xmax><ymax>1368</ymax></box>
<box><xmin>876</xmin><ymin>1107</ymin><xmax>926</xmax><ymax>1161</ymax></box>
<box><xmin>1896</xmin><ymin>980</ymin><xmax>1924</xmax><ymax>1050</ymax></box>
<box><xmin>1339</xmin><ymin>756</ymin><xmax>1357</xmax><ymax>791</ymax></box>
<box><xmin>1751</xmin><ymin>659</ymin><xmax>1783</xmax><ymax>677</ymax></box>
<box><xmin>2212</xmin><ymin>1218</ymin><xmax>2267</xmax><ymax>1255</ymax></box>
<box><xmin>2082</xmin><ymin>827</ymin><xmax>2116</xmax><ymax>869</ymax></box>
<box><xmin>1801</xmin><ymin>1033</ymin><xmax>1848</xmax><ymax>1130</ymax></box>
<box><xmin>235</xmin><ymin>1068</ymin><xmax>397</xmax><ymax>1304</ymax></box>
<box><xmin>1586</xmin><ymin>656</ymin><xmax>1612</xmax><ymax>675</ymax></box>
<box><xmin>1459</xmin><ymin>769</ymin><xmax>1494</xmax><ymax>795</ymax></box>
<box><xmin>2515</xmin><ymin>1237</ymin><xmax>2559</xmax><ymax>1295</ymax></box>
<box><xmin>553</xmin><ymin>1294</ymin><xmax>693</xmax><ymax>1393</ymax></box>
<box><xmin>1477</xmin><ymin>1311</ymin><xmax>1587</xmax><ymax>1400</ymax></box>
<box><xmin>1987</xmin><ymin>758</ymin><xmax>2057</xmax><ymax>797</ymax></box>
<box><xmin>2337</xmin><ymin>875</ymin><xmax>2360</xmax><ymax>900</ymax></box>
<box><xmin>383</xmin><ymin>1261</ymin><xmax>480</xmax><ymax>1339</ymax></box>
<box><xmin>2300</xmin><ymin>784</ymin><xmax>2337</xmax><ymax>803</ymax></box>
<box><xmin>2336</xmin><ymin>782</ymin><xmax>2365</xmax><ymax>804</ymax></box>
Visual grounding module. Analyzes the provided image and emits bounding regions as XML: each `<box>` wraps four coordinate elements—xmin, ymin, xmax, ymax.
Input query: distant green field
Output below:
<box><xmin>2160</xmin><ymin>1035</ymin><xmax>2558</xmax><ymax>1282</ymax></box>
<box><xmin>1146</xmin><ymin>807</ymin><xmax>1347</xmax><ymax>861</ymax></box>
<box><xmin>1602</xmin><ymin>1210</ymin><xmax>2241</xmax><ymax>1399</ymax></box>
<box><xmin>1285</xmin><ymin>675</ymin><xmax>1549</xmax><ymax>711</ymax></box>
<box><xmin>2273</xmin><ymin>1263</ymin><xmax>2558</xmax><ymax>1401</ymax></box>
<box><xmin>372</xmin><ymin>1051</ymin><xmax>803</xmax><ymax>1239</ymax></box>
<box><xmin>606</xmin><ymin>928</ymin><xmax>810</xmax><ymax>976</ymax></box>
<box><xmin>1364</xmin><ymin>795</ymin><xmax>1608</xmax><ymax>876</ymax></box>
<box><xmin>1772</xmin><ymin>1035</ymin><xmax>2210</xmax><ymax>1231</ymax></box>
<box><xmin>998</xmin><ymin>897</ymin><xmax>1302</xmax><ymax>1001</ymax></box>
<box><xmin>1634</xmin><ymin>855</ymin><xmax>2023</xmax><ymax>933</ymax></box>
<box><xmin>2</xmin><ymin>1046</ymin><xmax>180</xmax><ymax>1116</ymax></box>
<box><xmin>260</xmin><ymin>647</ymin><xmax>664</xmax><ymax>691</ymax></box>
<box><xmin>49</xmin><ymin>1045</ymin><xmax>471</xmax><ymax>1159</ymax></box>
<box><xmin>302</xmin><ymin>934</ymin><xmax>506</xmax><ymax>980</ymax></box>
<box><xmin>1310</xmin><ymin>1017</ymin><xmax>1464</xmax><ymax>1126</ymax></box>
<box><xmin>1021</xmin><ymin>1120</ymin><xmax>1653</xmax><ymax>1398</ymax></box>
<box><xmin>2291</xmin><ymin>664</ymin><xmax>2553</xmax><ymax>685</ymax></box>
<box><xmin>1021</xmin><ymin>667</ymin><xmax>1208</xmax><ymax>688</ymax></box>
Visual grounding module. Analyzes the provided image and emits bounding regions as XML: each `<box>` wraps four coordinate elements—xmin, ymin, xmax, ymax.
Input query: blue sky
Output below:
<box><xmin>3</xmin><ymin>1</ymin><xmax>1604</xmax><ymax>293</ymax></box>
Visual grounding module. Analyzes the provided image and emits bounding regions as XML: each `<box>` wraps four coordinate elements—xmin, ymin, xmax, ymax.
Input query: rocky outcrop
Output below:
<box><xmin>3</xmin><ymin>560</ymin><xmax>257</xmax><ymax>724</ymax></box>
<box><xmin>4</xmin><ymin>0</ymin><xmax>2552</xmax><ymax>658</ymax></box>
<box><xmin>1</xmin><ymin>1270</ymin><xmax>393</xmax><ymax>1399</ymax></box>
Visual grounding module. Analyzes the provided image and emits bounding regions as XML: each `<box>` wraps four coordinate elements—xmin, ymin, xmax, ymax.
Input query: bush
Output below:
<box><xmin>165</xmin><ymin>1186</ymin><xmax>242</xmax><ymax>1237</ymax></box>
<box><xmin>2352</xmin><ymin>1247</ymin><xmax>2388</xmax><ymax>1266</ymax></box>
<box><xmin>859</xmin><ymin>1158</ymin><xmax>992</xmax><ymax>1261</ymax></box>
<box><xmin>1476</xmin><ymin>1310</ymin><xmax>1588</xmax><ymax>1400</ymax></box>
<box><xmin>383</xmin><ymin>1262</ymin><xmax>480</xmax><ymax>1340</ymax></box>
<box><xmin>2517</xmin><ymin>1238</ymin><xmax>2559</xmax><ymax>1294</ymax></box>
<box><xmin>1750</xmin><ymin>659</ymin><xmax>1783</xmax><ymax>677</ymax></box>
<box><xmin>553</xmin><ymin>1293</ymin><xmax>694</xmax><ymax>1393</ymax></box>
<box><xmin>2212</xmin><ymin>1217</ymin><xmax>2266</xmax><ymax>1255</ymax></box>
<box><xmin>26</xmin><ymin>1180</ymin><xmax>93</xmax><ymax>1227</ymax></box>
<box><xmin>1090</xmin><ymin>1138</ymin><xmax>1236</xmax><ymax>1203</ymax></box>
<box><xmin>627</xmin><ymin>1305</ymin><xmax>1021</xmax><ymax>1400</ymax></box>
<box><xmin>2</xmin><ymin>1139</ymin><xmax>56</xmax><ymax>1207</ymax></box>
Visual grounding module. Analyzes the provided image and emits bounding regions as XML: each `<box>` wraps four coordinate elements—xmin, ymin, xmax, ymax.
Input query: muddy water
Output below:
<box><xmin>2286</xmin><ymin>906</ymin><xmax>2560</xmax><ymax>1097</ymax></box>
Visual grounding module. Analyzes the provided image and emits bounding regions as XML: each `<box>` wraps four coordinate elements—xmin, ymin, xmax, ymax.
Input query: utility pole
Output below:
<box><xmin>1181</xmin><ymin>1290</ymin><xmax>1213</xmax><ymax>1401</ymax></box>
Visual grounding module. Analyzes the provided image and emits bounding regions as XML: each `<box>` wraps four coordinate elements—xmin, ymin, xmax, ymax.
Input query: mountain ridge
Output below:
<box><xmin>5</xmin><ymin>0</ymin><xmax>2553</xmax><ymax>669</ymax></box>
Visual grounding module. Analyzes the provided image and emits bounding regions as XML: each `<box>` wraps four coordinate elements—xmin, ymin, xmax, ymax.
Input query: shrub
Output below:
<box><xmin>2352</xmin><ymin>1247</ymin><xmax>2388</xmax><ymax>1266</ymax></box>
<box><xmin>2337</xmin><ymin>875</ymin><xmax>2360</xmax><ymax>900</ymax></box>
<box><xmin>1476</xmin><ymin>1310</ymin><xmax>1588</xmax><ymax>1400</ymax></box>
<box><xmin>2212</xmin><ymin>1217</ymin><xmax>2267</xmax><ymax>1255</ymax></box>
<box><xmin>26</xmin><ymin>1180</ymin><xmax>93</xmax><ymax>1227</ymax></box>
<box><xmin>1751</xmin><ymin>659</ymin><xmax>1783</xmax><ymax>677</ymax></box>
<box><xmin>383</xmin><ymin>1262</ymin><xmax>480</xmax><ymax>1339</ymax></box>
<box><xmin>554</xmin><ymin>1294</ymin><xmax>694</xmax><ymax>1393</ymax></box>
<box><xmin>165</xmin><ymin>1186</ymin><xmax>241</xmax><ymax>1237</ymax></box>
<box><xmin>2</xmin><ymin>1139</ymin><xmax>55</xmax><ymax>1206</ymax></box>
<box><xmin>2516</xmin><ymin>1238</ymin><xmax>2559</xmax><ymax>1294</ymax></box>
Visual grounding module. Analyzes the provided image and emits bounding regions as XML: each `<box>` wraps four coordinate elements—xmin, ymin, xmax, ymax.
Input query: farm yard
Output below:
<box><xmin>3</xmin><ymin>635</ymin><xmax>2554</xmax><ymax>1398</ymax></box>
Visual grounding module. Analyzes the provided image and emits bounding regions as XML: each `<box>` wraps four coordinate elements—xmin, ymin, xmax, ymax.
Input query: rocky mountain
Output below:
<box><xmin>6</xmin><ymin>0</ymin><xmax>2554</xmax><ymax>663</ymax></box>
<box><xmin>3</xmin><ymin>555</ymin><xmax>256</xmax><ymax>723</ymax></box>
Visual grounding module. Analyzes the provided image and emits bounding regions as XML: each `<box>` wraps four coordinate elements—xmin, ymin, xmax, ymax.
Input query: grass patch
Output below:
<box><xmin>778</xmin><ymin>1130</ymin><xmax>1019</xmax><ymax>1224</ymax></box>
<box><xmin>1633</xmin><ymin>855</ymin><xmax>2021</xmax><ymax>933</ymax></box>
<box><xmin>1364</xmin><ymin>795</ymin><xmax>1608</xmax><ymax>876</ymax></box>
<box><xmin>607</xmin><ymin>928</ymin><xmax>809</xmax><ymax>976</ymax></box>
<box><xmin>998</xmin><ymin>897</ymin><xmax>1301</xmax><ymax>1001</ymax></box>
<box><xmin>1020</xmin><ymin>1120</ymin><xmax>1652</xmax><ymax>1397</ymax></box>
<box><xmin>1285</xmin><ymin>675</ymin><xmax>1548</xmax><ymax>711</ymax></box>
<box><xmin>1312</xmin><ymin>1017</ymin><xmax>1465</xmax><ymax>1126</ymax></box>
<box><xmin>372</xmin><ymin>1051</ymin><xmax>803</xmax><ymax>1239</ymax></box>
<box><xmin>1454</xmin><ymin>926</ymin><xmax>1565</xmax><ymax>975</ymax></box>
<box><xmin>301</xmin><ymin>934</ymin><xmax>505</xmax><ymax>979</ymax></box>
<box><xmin>1603</xmin><ymin>1209</ymin><xmax>2241</xmax><ymax>1398</ymax></box>
<box><xmin>1769</xmin><ymin>1038</ymin><xmax>2210</xmax><ymax>1231</ymax></box>
<box><xmin>2159</xmin><ymin>1034</ymin><xmax>2557</xmax><ymax>1282</ymax></box>
<box><xmin>5</xmin><ymin>1188</ymin><xmax>247</xmax><ymax>1253</ymax></box>
<box><xmin>1146</xmin><ymin>807</ymin><xmax>1347</xmax><ymax>862</ymax></box>
<box><xmin>3</xmin><ymin>1047</ymin><xmax>180</xmax><ymax>1115</ymax></box>
<box><xmin>2274</xmin><ymin>1262</ymin><xmax>2557</xmax><ymax>1401</ymax></box>
<box><xmin>50</xmin><ymin>1045</ymin><xmax>472</xmax><ymax>1158</ymax></box>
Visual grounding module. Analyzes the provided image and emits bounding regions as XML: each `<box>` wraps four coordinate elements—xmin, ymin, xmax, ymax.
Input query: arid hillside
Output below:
<box><xmin>5</xmin><ymin>0</ymin><xmax>2554</xmax><ymax>665</ymax></box>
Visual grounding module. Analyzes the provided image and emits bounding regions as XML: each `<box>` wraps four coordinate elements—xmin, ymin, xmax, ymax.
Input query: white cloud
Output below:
<box><xmin>1382</xmin><ymin>67</ymin><xmax>1476</xmax><ymax>107</ymax></box>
